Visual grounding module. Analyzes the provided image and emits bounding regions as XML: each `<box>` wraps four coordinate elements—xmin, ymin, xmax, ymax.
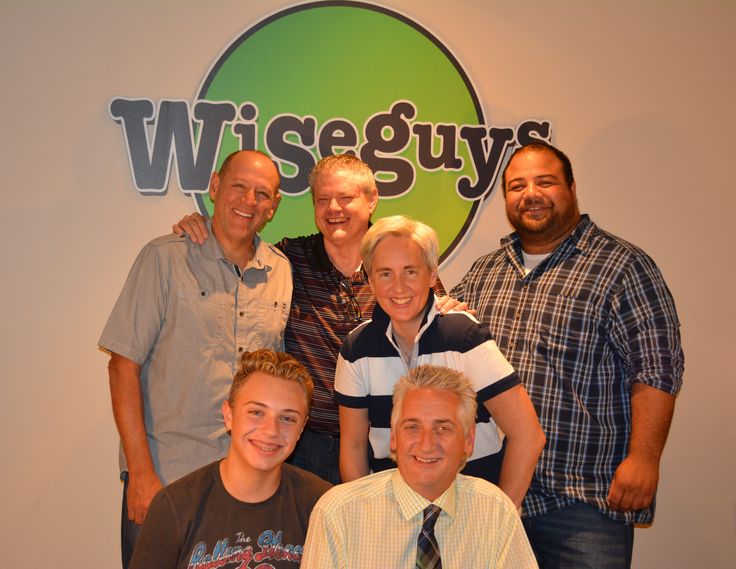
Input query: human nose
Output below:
<box><xmin>393</xmin><ymin>273</ymin><xmax>409</xmax><ymax>292</ymax></box>
<box><xmin>418</xmin><ymin>428</ymin><xmax>436</xmax><ymax>451</ymax></box>
<box><xmin>261</xmin><ymin>413</ymin><xmax>280</xmax><ymax>436</ymax></box>
<box><xmin>523</xmin><ymin>182</ymin><xmax>543</xmax><ymax>198</ymax></box>
<box><xmin>239</xmin><ymin>188</ymin><xmax>257</xmax><ymax>205</ymax></box>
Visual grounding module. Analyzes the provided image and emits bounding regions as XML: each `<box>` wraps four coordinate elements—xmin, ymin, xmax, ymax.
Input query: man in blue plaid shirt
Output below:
<box><xmin>451</xmin><ymin>142</ymin><xmax>684</xmax><ymax>569</ymax></box>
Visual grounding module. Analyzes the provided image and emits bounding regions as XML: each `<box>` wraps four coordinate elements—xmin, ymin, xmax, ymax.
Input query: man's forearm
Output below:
<box><xmin>628</xmin><ymin>383</ymin><xmax>676</xmax><ymax>461</ymax></box>
<box><xmin>109</xmin><ymin>354</ymin><xmax>156</xmax><ymax>476</ymax></box>
<box><xmin>484</xmin><ymin>385</ymin><xmax>545</xmax><ymax>509</ymax></box>
<box><xmin>498</xmin><ymin>432</ymin><xmax>545</xmax><ymax>509</ymax></box>
<box><xmin>338</xmin><ymin>406</ymin><xmax>370</xmax><ymax>482</ymax></box>
<box><xmin>109</xmin><ymin>353</ymin><xmax>163</xmax><ymax>524</ymax></box>
<box><xmin>607</xmin><ymin>383</ymin><xmax>676</xmax><ymax>511</ymax></box>
<box><xmin>339</xmin><ymin>443</ymin><xmax>370</xmax><ymax>482</ymax></box>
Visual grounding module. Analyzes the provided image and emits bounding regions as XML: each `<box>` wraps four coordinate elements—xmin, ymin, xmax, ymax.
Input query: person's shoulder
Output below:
<box><xmin>433</xmin><ymin>310</ymin><xmax>490</xmax><ymax>348</ymax></box>
<box><xmin>145</xmin><ymin>232</ymin><xmax>190</xmax><ymax>250</ymax></box>
<box><xmin>277</xmin><ymin>232</ymin><xmax>320</xmax><ymax>254</ymax></box>
<box><xmin>281</xmin><ymin>463</ymin><xmax>333</xmax><ymax>497</ymax></box>
<box><xmin>584</xmin><ymin>221</ymin><xmax>668</xmax><ymax>279</ymax></box>
<box><xmin>471</xmin><ymin>247</ymin><xmax>505</xmax><ymax>266</ymax></box>
<box><xmin>156</xmin><ymin>461</ymin><xmax>219</xmax><ymax>503</ymax></box>
<box><xmin>257</xmin><ymin>237</ymin><xmax>290</xmax><ymax>264</ymax></box>
<box><xmin>437</xmin><ymin>309</ymin><xmax>480</xmax><ymax>329</ymax></box>
<box><xmin>313</xmin><ymin>470</ymin><xmax>393</xmax><ymax>513</ymax></box>
<box><xmin>345</xmin><ymin>318</ymin><xmax>376</xmax><ymax>341</ymax></box>
<box><xmin>454</xmin><ymin>474</ymin><xmax>517</xmax><ymax>513</ymax></box>
<box><xmin>339</xmin><ymin>318</ymin><xmax>387</xmax><ymax>360</ymax></box>
<box><xmin>586</xmin><ymin>220</ymin><xmax>653</xmax><ymax>260</ymax></box>
<box><xmin>120</xmin><ymin>234</ymin><xmax>191</xmax><ymax>275</ymax></box>
<box><xmin>459</xmin><ymin>246</ymin><xmax>508</xmax><ymax>282</ymax></box>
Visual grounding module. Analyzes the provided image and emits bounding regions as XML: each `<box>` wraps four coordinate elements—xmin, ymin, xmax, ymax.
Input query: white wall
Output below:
<box><xmin>1</xmin><ymin>1</ymin><xmax>733</xmax><ymax>566</ymax></box>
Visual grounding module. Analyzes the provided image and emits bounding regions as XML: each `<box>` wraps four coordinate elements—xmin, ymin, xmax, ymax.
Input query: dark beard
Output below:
<box><xmin>510</xmin><ymin>207</ymin><xmax>581</xmax><ymax>247</ymax></box>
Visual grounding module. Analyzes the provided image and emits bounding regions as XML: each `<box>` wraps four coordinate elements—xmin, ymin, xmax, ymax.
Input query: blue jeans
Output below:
<box><xmin>120</xmin><ymin>472</ymin><xmax>142</xmax><ymax>569</ymax></box>
<box><xmin>522</xmin><ymin>502</ymin><xmax>634</xmax><ymax>569</ymax></box>
<box><xmin>287</xmin><ymin>429</ymin><xmax>341</xmax><ymax>484</ymax></box>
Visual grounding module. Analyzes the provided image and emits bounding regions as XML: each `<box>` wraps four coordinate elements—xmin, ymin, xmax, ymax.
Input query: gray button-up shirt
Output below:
<box><xmin>99</xmin><ymin>221</ymin><xmax>291</xmax><ymax>484</ymax></box>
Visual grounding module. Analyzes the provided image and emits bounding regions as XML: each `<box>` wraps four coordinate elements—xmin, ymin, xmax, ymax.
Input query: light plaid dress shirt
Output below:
<box><xmin>301</xmin><ymin>469</ymin><xmax>537</xmax><ymax>568</ymax></box>
<box><xmin>451</xmin><ymin>215</ymin><xmax>684</xmax><ymax>524</ymax></box>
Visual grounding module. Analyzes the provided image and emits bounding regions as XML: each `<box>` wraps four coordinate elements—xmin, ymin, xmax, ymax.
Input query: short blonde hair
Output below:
<box><xmin>228</xmin><ymin>350</ymin><xmax>313</xmax><ymax>409</ymax></box>
<box><xmin>309</xmin><ymin>154</ymin><xmax>377</xmax><ymax>199</ymax></box>
<box><xmin>361</xmin><ymin>215</ymin><xmax>439</xmax><ymax>275</ymax></box>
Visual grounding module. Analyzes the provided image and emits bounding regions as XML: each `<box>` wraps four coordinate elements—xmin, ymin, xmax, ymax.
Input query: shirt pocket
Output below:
<box><xmin>174</xmin><ymin>287</ymin><xmax>229</xmax><ymax>349</ymax></box>
<box><xmin>535</xmin><ymin>292</ymin><xmax>609</xmax><ymax>385</ymax></box>
<box><xmin>237</xmin><ymin>296</ymin><xmax>289</xmax><ymax>350</ymax></box>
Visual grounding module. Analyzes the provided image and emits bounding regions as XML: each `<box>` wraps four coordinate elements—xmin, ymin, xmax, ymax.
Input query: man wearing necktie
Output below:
<box><xmin>301</xmin><ymin>365</ymin><xmax>537</xmax><ymax>568</ymax></box>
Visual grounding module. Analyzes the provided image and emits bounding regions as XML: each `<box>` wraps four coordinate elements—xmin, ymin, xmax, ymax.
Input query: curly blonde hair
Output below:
<box><xmin>228</xmin><ymin>350</ymin><xmax>313</xmax><ymax>409</ymax></box>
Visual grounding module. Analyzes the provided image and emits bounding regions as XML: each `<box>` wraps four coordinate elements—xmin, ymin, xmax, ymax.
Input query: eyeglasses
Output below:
<box><xmin>338</xmin><ymin>279</ymin><xmax>363</xmax><ymax>323</ymax></box>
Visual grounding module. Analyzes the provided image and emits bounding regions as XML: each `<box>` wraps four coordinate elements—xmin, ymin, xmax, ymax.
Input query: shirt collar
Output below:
<box><xmin>310</xmin><ymin>232</ymin><xmax>334</xmax><ymax>272</ymax></box>
<box><xmin>391</xmin><ymin>469</ymin><xmax>457</xmax><ymax>521</ymax></box>
<box><xmin>204</xmin><ymin>217</ymin><xmax>269</xmax><ymax>270</ymax></box>
<box><xmin>310</xmin><ymin>232</ymin><xmax>369</xmax><ymax>285</ymax></box>
<box><xmin>501</xmin><ymin>214</ymin><xmax>594</xmax><ymax>272</ymax></box>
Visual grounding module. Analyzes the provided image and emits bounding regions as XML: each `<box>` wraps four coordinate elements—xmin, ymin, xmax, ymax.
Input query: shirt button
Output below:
<box><xmin>239</xmin><ymin>311</ymin><xmax>244</xmax><ymax>317</ymax></box>
<box><xmin>238</xmin><ymin>347</ymin><xmax>243</xmax><ymax>352</ymax></box>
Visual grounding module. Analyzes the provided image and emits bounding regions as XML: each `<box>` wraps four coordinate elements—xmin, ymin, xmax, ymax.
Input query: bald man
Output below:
<box><xmin>99</xmin><ymin>150</ymin><xmax>292</xmax><ymax>568</ymax></box>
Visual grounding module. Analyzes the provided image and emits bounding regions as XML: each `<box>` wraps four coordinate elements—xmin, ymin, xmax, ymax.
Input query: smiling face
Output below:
<box><xmin>312</xmin><ymin>168</ymin><xmax>377</xmax><ymax>249</ymax></box>
<box><xmin>222</xmin><ymin>371</ymin><xmax>307</xmax><ymax>478</ymax></box>
<box><xmin>504</xmin><ymin>148</ymin><xmax>580</xmax><ymax>253</ymax></box>
<box><xmin>390</xmin><ymin>388</ymin><xmax>475</xmax><ymax>501</ymax></box>
<box><xmin>209</xmin><ymin>151</ymin><xmax>281</xmax><ymax>250</ymax></box>
<box><xmin>368</xmin><ymin>234</ymin><xmax>437</xmax><ymax>337</ymax></box>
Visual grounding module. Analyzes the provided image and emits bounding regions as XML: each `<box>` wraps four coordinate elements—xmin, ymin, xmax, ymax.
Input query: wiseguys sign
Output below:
<box><xmin>110</xmin><ymin>1</ymin><xmax>551</xmax><ymax>263</ymax></box>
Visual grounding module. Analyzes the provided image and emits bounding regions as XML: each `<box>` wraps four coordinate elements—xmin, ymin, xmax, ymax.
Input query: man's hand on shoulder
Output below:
<box><xmin>127</xmin><ymin>470</ymin><xmax>164</xmax><ymax>525</ymax></box>
<box><xmin>435</xmin><ymin>295</ymin><xmax>475</xmax><ymax>316</ymax></box>
<box><xmin>606</xmin><ymin>454</ymin><xmax>658</xmax><ymax>512</ymax></box>
<box><xmin>172</xmin><ymin>212</ymin><xmax>209</xmax><ymax>245</ymax></box>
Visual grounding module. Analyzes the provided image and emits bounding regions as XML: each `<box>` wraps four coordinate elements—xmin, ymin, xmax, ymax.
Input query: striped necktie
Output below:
<box><xmin>416</xmin><ymin>504</ymin><xmax>442</xmax><ymax>569</ymax></box>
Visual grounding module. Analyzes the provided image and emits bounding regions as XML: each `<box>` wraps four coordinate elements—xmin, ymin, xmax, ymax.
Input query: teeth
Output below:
<box><xmin>327</xmin><ymin>217</ymin><xmax>347</xmax><ymax>224</ymax></box>
<box><xmin>392</xmin><ymin>298</ymin><xmax>411</xmax><ymax>305</ymax></box>
<box><xmin>234</xmin><ymin>209</ymin><xmax>253</xmax><ymax>218</ymax></box>
<box><xmin>251</xmin><ymin>441</ymin><xmax>279</xmax><ymax>452</ymax></box>
<box><xmin>415</xmin><ymin>456</ymin><xmax>439</xmax><ymax>463</ymax></box>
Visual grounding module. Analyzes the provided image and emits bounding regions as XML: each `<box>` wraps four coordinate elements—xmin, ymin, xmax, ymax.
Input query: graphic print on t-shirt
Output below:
<box><xmin>188</xmin><ymin>529</ymin><xmax>302</xmax><ymax>569</ymax></box>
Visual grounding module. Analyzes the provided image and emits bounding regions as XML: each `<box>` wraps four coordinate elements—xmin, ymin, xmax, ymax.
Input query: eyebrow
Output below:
<box><xmin>400</xmin><ymin>418</ymin><xmax>453</xmax><ymax>426</ymax></box>
<box><xmin>228</xmin><ymin>180</ymin><xmax>274</xmax><ymax>193</ymax></box>
<box><xmin>242</xmin><ymin>401</ymin><xmax>304</xmax><ymax>416</ymax></box>
<box><xmin>375</xmin><ymin>263</ymin><xmax>420</xmax><ymax>271</ymax></box>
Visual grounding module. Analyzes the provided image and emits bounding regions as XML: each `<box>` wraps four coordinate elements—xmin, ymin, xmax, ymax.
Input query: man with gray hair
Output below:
<box><xmin>302</xmin><ymin>364</ymin><xmax>537</xmax><ymax>568</ymax></box>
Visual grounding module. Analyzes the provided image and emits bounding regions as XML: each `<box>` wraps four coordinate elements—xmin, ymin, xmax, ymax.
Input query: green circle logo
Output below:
<box><xmin>195</xmin><ymin>1</ymin><xmax>484</xmax><ymax>263</ymax></box>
